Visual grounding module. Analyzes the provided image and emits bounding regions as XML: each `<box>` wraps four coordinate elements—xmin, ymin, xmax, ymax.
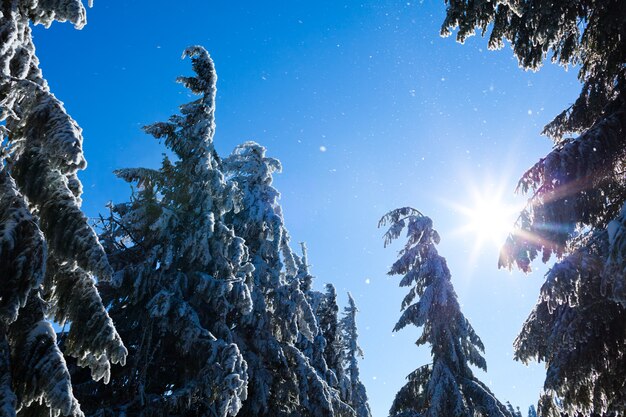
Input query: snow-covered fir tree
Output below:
<box><xmin>380</xmin><ymin>207</ymin><xmax>512</xmax><ymax>417</ymax></box>
<box><xmin>75</xmin><ymin>47</ymin><xmax>252</xmax><ymax>417</ymax></box>
<box><xmin>223</xmin><ymin>142</ymin><xmax>352</xmax><ymax>417</ymax></box>
<box><xmin>318</xmin><ymin>284</ymin><xmax>346</xmax><ymax>392</ymax></box>
<box><xmin>505</xmin><ymin>403</ymin><xmax>523</xmax><ymax>417</ymax></box>
<box><xmin>222</xmin><ymin>141</ymin><xmax>289</xmax><ymax>417</ymax></box>
<box><xmin>340</xmin><ymin>293</ymin><xmax>372</xmax><ymax>417</ymax></box>
<box><xmin>441</xmin><ymin>1</ymin><xmax>626</xmax><ymax>415</ymax></box>
<box><xmin>0</xmin><ymin>2</ymin><xmax>126</xmax><ymax>416</ymax></box>
<box><xmin>292</xmin><ymin>246</ymin><xmax>355</xmax><ymax>417</ymax></box>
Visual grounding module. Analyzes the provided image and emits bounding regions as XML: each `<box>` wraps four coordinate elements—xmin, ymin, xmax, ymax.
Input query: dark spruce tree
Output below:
<box><xmin>505</xmin><ymin>403</ymin><xmax>523</xmax><ymax>417</ymax></box>
<box><xmin>318</xmin><ymin>284</ymin><xmax>346</xmax><ymax>394</ymax></box>
<box><xmin>340</xmin><ymin>293</ymin><xmax>372</xmax><ymax>417</ymax></box>
<box><xmin>380</xmin><ymin>207</ymin><xmax>511</xmax><ymax>417</ymax></box>
<box><xmin>441</xmin><ymin>1</ymin><xmax>626</xmax><ymax>415</ymax></box>
<box><xmin>77</xmin><ymin>47</ymin><xmax>253</xmax><ymax>417</ymax></box>
<box><xmin>0</xmin><ymin>2</ymin><xmax>126</xmax><ymax>416</ymax></box>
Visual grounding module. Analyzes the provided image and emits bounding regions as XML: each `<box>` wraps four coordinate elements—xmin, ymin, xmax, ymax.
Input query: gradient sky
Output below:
<box><xmin>33</xmin><ymin>2</ymin><xmax>582</xmax><ymax>416</ymax></box>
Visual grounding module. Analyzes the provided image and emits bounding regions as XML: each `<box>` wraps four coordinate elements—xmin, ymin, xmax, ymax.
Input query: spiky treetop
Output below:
<box><xmin>340</xmin><ymin>293</ymin><xmax>372</xmax><ymax>417</ymax></box>
<box><xmin>86</xmin><ymin>47</ymin><xmax>252</xmax><ymax>417</ymax></box>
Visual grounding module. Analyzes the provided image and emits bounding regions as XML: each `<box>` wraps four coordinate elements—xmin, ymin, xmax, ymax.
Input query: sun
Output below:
<box><xmin>449</xmin><ymin>185</ymin><xmax>521</xmax><ymax>257</ymax></box>
<box><xmin>460</xmin><ymin>196</ymin><xmax>515</xmax><ymax>248</ymax></box>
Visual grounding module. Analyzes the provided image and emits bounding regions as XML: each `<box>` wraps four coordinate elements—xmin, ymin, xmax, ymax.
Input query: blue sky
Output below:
<box><xmin>34</xmin><ymin>2</ymin><xmax>581</xmax><ymax>416</ymax></box>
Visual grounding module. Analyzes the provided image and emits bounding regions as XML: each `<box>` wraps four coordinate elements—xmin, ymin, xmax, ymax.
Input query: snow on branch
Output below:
<box><xmin>500</xmin><ymin>100</ymin><xmax>626</xmax><ymax>271</ymax></box>
<box><xmin>44</xmin><ymin>259</ymin><xmax>127</xmax><ymax>383</ymax></box>
<box><xmin>10</xmin><ymin>295</ymin><xmax>83</xmax><ymax>417</ymax></box>
<box><xmin>0</xmin><ymin>170</ymin><xmax>45</xmax><ymax>325</ymax></box>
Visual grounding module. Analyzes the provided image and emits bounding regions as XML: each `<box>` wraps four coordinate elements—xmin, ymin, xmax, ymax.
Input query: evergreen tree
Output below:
<box><xmin>223</xmin><ymin>142</ymin><xmax>348</xmax><ymax>417</ymax></box>
<box><xmin>318</xmin><ymin>284</ymin><xmax>345</xmax><ymax>390</ymax></box>
<box><xmin>297</xmin><ymin>279</ymin><xmax>337</xmax><ymax>387</ymax></box>
<box><xmin>441</xmin><ymin>1</ymin><xmax>626</xmax><ymax>415</ymax></box>
<box><xmin>222</xmin><ymin>141</ymin><xmax>288</xmax><ymax>417</ymax></box>
<box><xmin>77</xmin><ymin>46</ymin><xmax>252</xmax><ymax>417</ymax></box>
<box><xmin>505</xmin><ymin>403</ymin><xmax>523</xmax><ymax>417</ymax></box>
<box><xmin>291</xmin><ymin>245</ymin><xmax>354</xmax><ymax>417</ymax></box>
<box><xmin>380</xmin><ymin>207</ymin><xmax>511</xmax><ymax>417</ymax></box>
<box><xmin>340</xmin><ymin>293</ymin><xmax>372</xmax><ymax>417</ymax></box>
<box><xmin>0</xmin><ymin>2</ymin><xmax>126</xmax><ymax>416</ymax></box>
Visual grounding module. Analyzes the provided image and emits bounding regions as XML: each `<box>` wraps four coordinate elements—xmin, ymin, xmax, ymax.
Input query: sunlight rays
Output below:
<box><xmin>446</xmin><ymin>180</ymin><xmax>523</xmax><ymax>267</ymax></box>
<box><xmin>458</xmin><ymin>195</ymin><xmax>516</xmax><ymax>247</ymax></box>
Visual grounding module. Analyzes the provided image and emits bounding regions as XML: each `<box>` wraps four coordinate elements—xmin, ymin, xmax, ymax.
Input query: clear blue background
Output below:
<box><xmin>34</xmin><ymin>2</ymin><xmax>581</xmax><ymax>416</ymax></box>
